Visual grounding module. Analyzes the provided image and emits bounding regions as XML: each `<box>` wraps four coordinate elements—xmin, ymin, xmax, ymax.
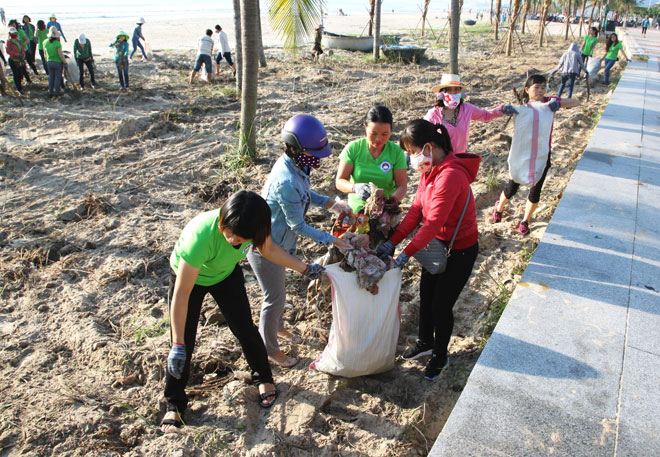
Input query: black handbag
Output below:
<box><xmin>412</xmin><ymin>191</ymin><xmax>471</xmax><ymax>274</ymax></box>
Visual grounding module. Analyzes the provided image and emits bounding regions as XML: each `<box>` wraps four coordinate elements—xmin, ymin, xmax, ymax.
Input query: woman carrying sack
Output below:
<box><xmin>376</xmin><ymin>119</ymin><xmax>480</xmax><ymax>381</ymax></box>
<box><xmin>109</xmin><ymin>31</ymin><xmax>130</xmax><ymax>89</ymax></box>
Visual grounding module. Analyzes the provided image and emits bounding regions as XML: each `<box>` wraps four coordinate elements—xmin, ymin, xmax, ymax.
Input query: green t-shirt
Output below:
<box><xmin>44</xmin><ymin>38</ymin><xmax>63</xmax><ymax>62</ymax></box>
<box><xmin>169</xmin><ymin>209</ymin><xmax>253</xmax><ymax>286</ymax></box>
<box><xmin>582</xmin><ymin>36</ymin><xmax>598</xmax><ymax>56</ymax></box>
<box><xmin>339</xmin><ymin>138</ymin><xmax>407</xmax><ymax>212</ymax></box>
<box><xmin>605</xmin><ymin>42</ymin><xmax>623</xmax><ymax>60</ymax></box>
<box><xmin>37</xmin><ymin>29</ymin><xmax>48</xmax><ymax>50</ymax></box>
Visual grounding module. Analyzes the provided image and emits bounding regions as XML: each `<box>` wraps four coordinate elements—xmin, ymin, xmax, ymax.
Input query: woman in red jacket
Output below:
<box><xmin>377</xmin><ymin>119</ymin><xmax>480</xmax><ymax>380</ymax></box>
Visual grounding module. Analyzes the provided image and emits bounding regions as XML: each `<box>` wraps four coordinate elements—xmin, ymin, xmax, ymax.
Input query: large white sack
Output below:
<box><xmin>310</xmin><ymin>263</ymin><xmax>402</xmax><ymax>378</ymax></box>
<box><xmin>586</xmin><ymin>57</ymin><xmax>601</xmax><ymax>84</ymax></box>
<box><xmin>508</xmin><ymin>101</ymin><xmax>554</xmax><ymax>187</ymax></box>
<box><xmin>65</xmin><ymin>55</ymin><xmax>79</xmax><ymax>84</ymax></box>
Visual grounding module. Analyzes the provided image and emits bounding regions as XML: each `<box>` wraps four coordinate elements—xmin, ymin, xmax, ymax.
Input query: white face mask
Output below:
<box><xmin>442</xmin><ymin>92</ymin><xmax>462</xmax><ymax>109</ymax></box>
<box><xmin>410</xmin><ymin>144</ymin><xmax>433</xmax><ymax>173</ymax></box>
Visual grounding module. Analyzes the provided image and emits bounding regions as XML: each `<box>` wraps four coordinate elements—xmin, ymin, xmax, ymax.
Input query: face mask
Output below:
<box><xmin>410</xmin><ymin>144</ymin><xmax>433</xmax><ymax>173</ymax></box>
<box><xmin>295</xmin><ymin>153</ymin><xmax>321</xmax><ymax>169</ymax></box>
<box><xmin>442</xmin><ymin>92</ymin><xmax>462</xmax><ymax>109</ymax></box>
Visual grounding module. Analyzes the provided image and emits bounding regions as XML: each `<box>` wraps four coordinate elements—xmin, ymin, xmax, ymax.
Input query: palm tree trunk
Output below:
<box><xmin>490</xmin><ymin>0</ymin><xmax>494</xmax><ymax>24</ymax></box>
<box><xmin>421</xmin><ymin>0</ymin><xmax>430</xmax><ymax>37</ymax></box>
<box><xmin>256</xmin><ymin>0</ymin><xmax>267</xmax><ymax>67</ymax></box>
<box><xmin>564</xmin><ymin>0</ymin><xmax>571</xmax><ymax>40</ymax></box>
<box><xmin>578</xmin><ymin>0</ymin><xmax>587</xmax><ymax>36</ymax></box>
<box><xmin>495</xmin><ymin>0</ymin><xmax>502</xmax><ymax>41</ymax></box>
<box><xmin>233</xmin><ymin>0</ymin><xmax>242</xmax><ymax>92</ymax></box>
<box><xmin>450</xmin><ymin>0</ymin><xmax>460</xmax><ymax>74</ymax></box>
<box><xmin>539</xmin><ymin>0</ymin><xmax>551</xmax><ymax>47</ymax></box>
<box><xmin>239</xmin><ymin>0</ymin><xmax>259</xmax><ymax>157</ymax></box>
<box><xmin>369</xmin><ymin>0</ymin><xmax>375</xmax><ymax>36</ymax></box>
<box><xmin>506</xmin><ymin>0</ymin><xmax>521</xmax><ymax>55</ymax></box>
<box><xmin>522</xmin><ymin>0</ymin><xmax>530</xmax><ymax>33</ymax></box>
<box><xmin>373</xmin><ymin>0</ymin><xmax>381</xmax><ymax>60</ymax></box>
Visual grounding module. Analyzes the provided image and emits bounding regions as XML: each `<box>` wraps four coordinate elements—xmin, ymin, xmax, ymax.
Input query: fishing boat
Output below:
<box><xmin>322</xmin><ymin>31</ymin><xmax>374</xmax><ymax>52</ymax></box>
<box><xmin>381</xmin><ymin>45</ymin><xmax>427</xmax><ymax>63</ymax></box>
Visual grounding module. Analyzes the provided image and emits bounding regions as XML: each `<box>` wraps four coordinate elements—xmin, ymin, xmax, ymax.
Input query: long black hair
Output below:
<box><xmin>364</xmin><ymin>104</ymin><xmax>393</xmax><ymax>126</ymax></box>
<box><xmin>399</xmin><ymin>119</ymin><xmax>453</xmax><ymax>155</ymax></box>
<box><xmin>219</xmin><ymin>190</ymin><xmax>271</xmax><ymax>248</ymax></box>
<box><xmin>605</xmin><ymin>33</ymin><xmax>618</xmax><ymax>53</ymax></box>
<box><xmin>521</xmin><ymin>74</ymin><xmax>547</xmax><ymax>104</ymax></box>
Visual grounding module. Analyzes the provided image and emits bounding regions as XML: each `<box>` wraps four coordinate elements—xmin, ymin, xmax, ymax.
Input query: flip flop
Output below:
<box><xmin>259</xmin><ymin>388</ymin><xmax>278</xmax><ymax>409</ymax></box>
<box><xmin>268</xmin><ymin>355</ymin><xmax>298</xmax><ymax>368</ymax></box>
<box><xmin>160</xmin><ymin>417</ymin><xmax>184</xmax><ymax>433</ymax></box>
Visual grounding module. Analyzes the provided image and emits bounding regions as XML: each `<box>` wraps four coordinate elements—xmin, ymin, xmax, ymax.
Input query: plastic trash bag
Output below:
<box><xmin>508</xmin><ymin>101</ymin><xmax>554</xmax><ymax>187</ymax></box>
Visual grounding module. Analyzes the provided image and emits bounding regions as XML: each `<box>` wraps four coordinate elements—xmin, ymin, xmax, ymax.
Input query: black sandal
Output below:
<box><xmin>160</xmin><ymin>413</ymin><xmax>184</xmax><ymax>432</ymax></box>
<box><xmin>259</xmin><ymin>388</ymin><xmax>278</xmax><ymax>409</ymax></box>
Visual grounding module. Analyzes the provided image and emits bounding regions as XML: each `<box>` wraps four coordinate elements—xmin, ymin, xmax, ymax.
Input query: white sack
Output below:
<box><xmin>586</xmin><ymin>57</ymin><xmax>601</xmax><ymax>84</ymax></box>
<box><xmin>508</xmin><ymin>101</ymin><xmax>554</xmax><ymax>187</ymax></box>
<box><xmin>310</xmin><ymin>263</ymin><xmax>402</xmax><ymax>378</ymax></box>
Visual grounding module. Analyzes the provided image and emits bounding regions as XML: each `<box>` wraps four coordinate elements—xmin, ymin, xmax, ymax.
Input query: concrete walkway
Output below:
<box><xmin>429</xmin><ymin>29</ymin><xmax>660</xmax><ymax>456</ymax></box>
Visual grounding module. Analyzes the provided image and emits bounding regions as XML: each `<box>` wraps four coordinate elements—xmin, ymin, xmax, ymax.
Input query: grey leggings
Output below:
<box><xmin>246</xmin><ymin>249</ymin><xmax>287</xmax><ymax>356</ymax></box>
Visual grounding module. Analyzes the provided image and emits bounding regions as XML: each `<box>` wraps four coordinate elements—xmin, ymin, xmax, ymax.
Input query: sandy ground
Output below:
<box><xmin>0</xmin><ymin>19</ymin><xmax>621</xmax><ymax>457</ymax></box>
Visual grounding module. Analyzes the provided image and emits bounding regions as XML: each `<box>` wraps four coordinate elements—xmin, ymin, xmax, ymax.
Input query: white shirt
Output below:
<box><xmin>198</xmin><ymin>35</ymin><xmax>214</xmax><ymax>56</ymax></box>
<box><xmin>217</xmin><ymin>30</ymin><xmax>231</xmax><ymax>53</ymax></box>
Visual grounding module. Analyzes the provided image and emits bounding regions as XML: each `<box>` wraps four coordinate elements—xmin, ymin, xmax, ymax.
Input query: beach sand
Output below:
<box><xmin>0</xmin><ymin>17</ymin><xmax>619</xmax><ymax>457</ymax></box>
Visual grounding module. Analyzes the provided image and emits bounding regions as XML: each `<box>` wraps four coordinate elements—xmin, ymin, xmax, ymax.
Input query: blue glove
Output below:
<box><xmin>167</xmin><ymin>344</ymin><xmax>187</xmax><ymax>379</ymax></box>
<box><xmin>548</xmin><ymin>100</ymin><xmax>561</xmax><ymax>112</ymax></box>
<box><xmin>353</xmin><ymin>183</ymin><xmax>371</xmax><ymax>201</ymax></box>
<box><xmin>393</xmin><ymin>252</ymin><xmax>410</xmax><ymax>269</ymax></box>
<box><xmin>303</xmin><ymin>263</ymin><xmax>326</xmax><ymax>280</ymax></box>
<box><xmin>502</xmin><ymin>105</ymin><xmax>518</xmax><ymax>115</ymax></box>
<box><xmin>376</xmin><ymin>240</ymin><xmax>395</xmax><ymax>260</ymax></box>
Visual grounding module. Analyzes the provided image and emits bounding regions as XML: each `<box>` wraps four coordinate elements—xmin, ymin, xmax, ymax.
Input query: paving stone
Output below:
<box><xmin>619</xmin><ymin>347</ymin><xmax>660</xmax><ymax>436</ymax></box>
<box><xmin>429</xmin><ymin>434</ymin><xmax>511</xmax><ymax>457</ymax></box>
<box><xmin>616</xmin><ymin>424</ymin><xmax>660</xmax><ymax>457</ymax></box>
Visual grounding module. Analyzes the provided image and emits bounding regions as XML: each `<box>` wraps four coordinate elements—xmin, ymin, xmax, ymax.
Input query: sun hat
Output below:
<box><xmin>79</xmin><ymin>33</ymin><xmax>86</xmax><ymax>44</ymax></box>
<box><xmin>50</xmin><ymin>13</ymin><xmax>57</xmax><ymax>20</ymax></box>
<box><xmin>431</xmin><ymin>74</ymin><xmax>464</xmax><ymax>93</ymax></box>
<box><xmin>8</xmin><ymin>27</ymin><xmax>17</xmax><ymax>34</ymax></box>
<box><xmin>137</xmin><ymin>17</ymin><xmax>145</xmax><ymax>24</ymax></box>
<box><xmin>116</xmin><ymin>31</ymin><xmax>129</xmax><ymax>40</ymax></box>
<box><xmin>47</xmin><ymin>26</ymin><xmax>60</xmax><ymax>38</ymax></box>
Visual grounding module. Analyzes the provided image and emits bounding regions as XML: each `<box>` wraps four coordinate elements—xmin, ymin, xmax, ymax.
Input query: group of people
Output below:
<box><xmin>1</xmin><ymin>13</ymin><xmax>149</xmax><ymax>96</ymax></box>
<box><xmin>190</xmin><ymin>24</ymin><xmax>235</xmax><ymax>84</ymax></box>
<box><xmin>160</xmin><ymin>72</ymin><xmax>581</xmax><ymax>432</ymax></box>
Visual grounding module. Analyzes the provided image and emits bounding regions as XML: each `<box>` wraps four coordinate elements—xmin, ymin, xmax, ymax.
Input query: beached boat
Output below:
<box><xmin>381</xmin><ymin>45</ymin><xmax>427</xmax><ymax>63</ymax></box>
<box><xmin>322</xmin><ymin>31</ymin><xmax>374</xmax><ymax>52</ymax></box>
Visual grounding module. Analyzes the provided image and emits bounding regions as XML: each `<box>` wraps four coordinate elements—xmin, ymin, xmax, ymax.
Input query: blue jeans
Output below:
<box><xmin>47</xmin><ymin>61</ymin><xmax>63</xmax><ymax>95</ymax></box>
<box><xmin>115</xmin><ymin>60</ymin><xmax>129</xmax><ymax>88</ymax></box>
<box><xmin>130</xmin><ymin>39</ymin><xmax>147</xmax><ymax>59</ymax></box>
<box><xmin>557</xmin><ymin>73</ymin><xmax>577</xmax><ymax>98</ymax></box>
<box><xmin>603</xmin><ymin>58</ymin><xmax>617</xmax><ymax>84</ymax></box>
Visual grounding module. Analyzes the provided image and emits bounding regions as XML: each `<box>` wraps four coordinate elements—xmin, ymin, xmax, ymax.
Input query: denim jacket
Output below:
<box><xmin>263</xmin><ymin>154</ymin><xmax>334</xmax><ymax>254</ymax></box>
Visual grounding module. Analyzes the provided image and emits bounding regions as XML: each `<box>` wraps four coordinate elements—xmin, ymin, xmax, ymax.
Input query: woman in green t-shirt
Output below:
<box><xmin>335</xmin><ymin>105</ymin><xmax>408</xmax><ymax>213</ymax></box>
<box><xmin>36</xmin><ymin>20</ymin><xmax>48</xmax><ymax>75</ymax></box>
<box><xmin>160</xmin><ymin>190</ymin><xmax>325</xmax><ymax>433</ymax></box>
<box><xmin>580</xmin><ymin>27</ymin><xmax>599</xmax><ymax>68</ymax></box>
<box><xmin>602</xmin><ymin>33</ymin><xmax>628</xmax><ymax>85</ymax></box>
<box><xmin>44</xmin><ymin>26</ymin><xmax>65</xmax><ymax>97</ymax></box>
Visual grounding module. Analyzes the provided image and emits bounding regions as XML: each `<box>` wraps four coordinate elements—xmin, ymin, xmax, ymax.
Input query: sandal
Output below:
<box><xmin>259</xmin><ymin>387</ymin><xmax>278</xmax><ymax>409</ymax></box>
<box><xmin>160</xmin><ymin>414</ymin><xmax>184</xmax><ymax>433</ymax></box>
<box><xmin>278</xmin><ymin>331</ymin><xmax>303</xmax><ymax>344</ymax></box>
<box><xmin>268</xmin><ymin>354</ymin><xmax>298</xmax><ymax>368</ymax></box>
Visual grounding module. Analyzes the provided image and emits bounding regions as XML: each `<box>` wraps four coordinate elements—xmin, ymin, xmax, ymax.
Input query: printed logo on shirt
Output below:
<box><xmin>380</xmin><ymin>161</ymin><xmax>392</xmax><ymax>173</ymax></box>
<box><xmin>241</xmin><ymin>243</ymin><xmax>253</xmax><ymax>255</ymax></box>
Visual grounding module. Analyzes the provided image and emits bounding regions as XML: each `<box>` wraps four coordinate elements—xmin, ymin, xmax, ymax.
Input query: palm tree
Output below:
<box><xmin>373</xmin><ymin>0</ymin><xmax>382</xmax><ymax>60</ymax></box>
<box><xmin>268</xmin><ymin>0</ymin><xmax>325</xmax><ymax>52</ymax></box>
<box><xmin>238</xmin><ymin>0</ymin><xmax>259</xmax><ymax>156</ymax></box>
<box><xmin>233</xmin><ymin>0</ymin><xmax>242</xmax><ymax>92</ymax></box>
<box><xmin>450</xmin><ymin>0</ymin><xmax>461</xmax><ymax>73</ymax></box>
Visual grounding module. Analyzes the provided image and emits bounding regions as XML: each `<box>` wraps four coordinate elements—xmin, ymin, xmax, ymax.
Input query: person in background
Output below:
<box><xmin>0</xmin><ymin>40</ymin><xmax>6</xmax><ymax>66</ymax></box>
<box><xmin>580</xmin><ymin>27</ymin><xmax>599</xmax><ymax>70</ymax></box>
<box><xmin>602</xmin><ymin>33</ymin><xmax>629</xmax><ymax>85</ymax></box>
<box><xmin>336</xmin><ymin>105</ymin><xmax>408</xmax><ymax>213</ymax></box>
<box><xmin>550</xmin><ymin>42</ymin><xmax>587</xmax><ymax>98</ymax></box>
<box><xmin>214</xmin><ymin>24</ymin><xmax>236</xmax><ymax>76</ymax></box>
<box><xmin>160</xmin><ymin>190</ymin><xmax>325</xmax><ymax>432</ymax></box>
<box><xmin>424</xmin><ymin>73</ymin><xmax>516</xmax><ymax>156</ymax></box>
<box><xmin>22</xmin><ymin>15</ymin><xmax>38</xmax><ymax>75</ymax></box>
<box><xmin>377</xmin><ymin>119</ymin><xmax>480</xmax><ymax>381</ymax></box>
<box><xmin>6</xmin><ymin>26</ymin><xmax>30</xmax><ymax>95</ymax></box>
<box><xmin>8</xmin><ymin>20</ymin><xmax>29</xmax><ymax>59</ymax></box>
<box><xmin>641</xmin><ymin>15</ymin><xmax>650</xmax><ymax>37</ymax></box>
<box><xmin>130</xmin><ymin>18</ymin><xmax>147</xmax><ymax>60</ymax></box>
<box><xmin>74</xmin><ymin>33</ymin><xmax>96</xmax><ymax>90</ymax></box>
<box><xmin>190</xmin><ymin>29</ymin><xmax>214</xmax><ymax>84</ymax></box>
<box><xmin>46</xmin><ymin>14</ymin><xmax>66</xmax><ymax>42</ymax></box>
<box><xmin>0</xmin><ymin>8</ymin><xmax>6</xmax><ymax>26</ymax></box>
<box><xmin>36</xmin><ymin>20</ymin><xmax>49</xmax><ymax>75</ymax></box>
<box><xmin>248</xmin><ymin>115</ymin><xmax>352</xmax><ymax>368</ymax></box>
<box><xmin>109</xmin><ymin>31</ymin><xmax>130</xmax><ymax>89</ymax></box>
<box><xmin>312</xmin><ymin>24</ymin><xmax>324</xmax><ymax>61</ymax></box>
<box><xmin>44</xmin><ymin>26</ymin><xmax>65</xmax><ymax>98</ymax></box>
<box><xmin>492</xmin><ymin>74</ymin><xmax>581</xmax><ymax>236</ymax></box>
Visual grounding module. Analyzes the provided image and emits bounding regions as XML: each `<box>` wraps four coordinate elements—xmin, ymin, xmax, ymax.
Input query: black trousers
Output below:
<box><xmin>8</xmin><ymin>60</ymin><xmax>29</xmax><ymax>92</ymax></box>
<box><xmin>164</xmin><ymin>265</ymin><xmax>273</xmax><ymax>413</ymax></box>
<box><xmin>503</xmin><ymin>151</ymin><xmax>552</xmax><ymax>204</ymax></box>
<box><xmin>26</xmin><ymin>40</ymin><xmax>38</xmax><ymax>74</ymax></box>
<box><xmin>76</xmin><ymin>58</ymin><xmax>96</xmax><ymax>88</ymax></box>
<box><xmin>418</xmin><ymin>242</ymin><xmax>479</xmax><ymax>360</ymax></box>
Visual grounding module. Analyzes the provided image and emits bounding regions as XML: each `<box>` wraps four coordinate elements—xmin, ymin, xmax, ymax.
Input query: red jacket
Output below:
<box><xmin>6</xmin><ymin>38</ymin><xmax>24</xmax><ymax>62</ymax></box>
<box><xmin>390</xmin><ymin>152</ymin><xmax>481</xmax><ymax>255</ymax></box>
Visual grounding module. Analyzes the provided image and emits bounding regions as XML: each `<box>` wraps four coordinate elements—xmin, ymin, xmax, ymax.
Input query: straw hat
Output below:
<box><xmin>431</xmin><ymin>74</ymin><xmax>464</xmax><ymax>93</ymax></box>
<box><xmin>50</xmin><ymin>13</ymin><xmax>57</xmax><ymax>20</ymax></box>
<box><xmin>116</xmin><ymin>31</ymin><xmax>130</xmax><ymax>40</ymax></box>
<box><xmin>47</xmin><ymin>26</ymin><xmax>60</xmax><ymax>39</ymax></box>
<box><xmin>137</xmin><ymin>17</ymin><xmax>145</xmax><ymax>24</ymax></box>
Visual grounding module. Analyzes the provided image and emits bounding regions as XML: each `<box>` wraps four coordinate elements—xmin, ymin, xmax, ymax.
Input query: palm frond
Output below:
<box><xmin>268</xmin><ymin>0</ymin><xmax>325</xmax><ymax>51</ymax></box>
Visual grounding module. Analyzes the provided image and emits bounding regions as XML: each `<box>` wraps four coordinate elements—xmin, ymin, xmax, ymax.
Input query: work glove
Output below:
<box><xmin>501</xmin><ymin>105</ymin><xmax>518</xmax><ymax>115</ymax></box>
<box><xmin>330</xmin><ymin>199</ymin><xmax>351</xmax><ymax>214</ymax></box>
<box><xmin>353</xmin><ymin>182</ymin><xmax>371</xmax><ymax>201</ymax></box>
<box><xmin>303</xmin><ymin>263</ymin><xmax>326</xmax><ymax>280</ymax></box>
<box><xmin>548</xmin><ymin>100</ymin><xmax>561</xmax><ymax>112</ymax></box>
<box><xmin>393</xmin><ymin>252</ymin><xmax>410</xmax><ymax>269</ymax></box>
<box><xmin>376</xmin><ymin>240</ymin><xmax>395</xmax><ymax>260</ymax></box>
<box><xmin>167</xmin><ymin>344</ymin><xmax>187</xmax><ymax>379</ymax></box>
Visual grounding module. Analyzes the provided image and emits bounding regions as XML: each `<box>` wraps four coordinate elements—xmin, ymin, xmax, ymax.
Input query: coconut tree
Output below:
<box><xmin>238</xmin><ymin>0</ymin><xmax>260</xmax><ymax>157</ymax></box>
<box><xmin>234</xmin><ymin>0</ymin><xmax>242</xmax><ymax>92</ymax></box>
<box><xmin>495</xmin><ymin>0</ymin><xmax>502</xmax><ymax>40</ymax></box>
<box><xmin>506</xmin><ymin>0</ymin><xmax>522</xmax><ymax>55</ymax></box>
<box><xmin>373</xmin><ymin>0</ymin><xmax>382</xmax><ymax>59</ymax></box>
<box><xmin>268</xmin><ymin>0</ymin><xmax>325</xmax><ymax>51</ymax></box>
<box><xmin>539</xmin><ymin>0</ymin><xmax>552</xmax><ymax>47</ymax></box>
<box><xmin>450</xmin><ymin>0</ymin><xmax>461</xmax><ymax>73</ymax></box>
<box><xmin>369</xmin><ymin>0</ymin><xmax>376</xmax><ymax>36</ymax></box>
